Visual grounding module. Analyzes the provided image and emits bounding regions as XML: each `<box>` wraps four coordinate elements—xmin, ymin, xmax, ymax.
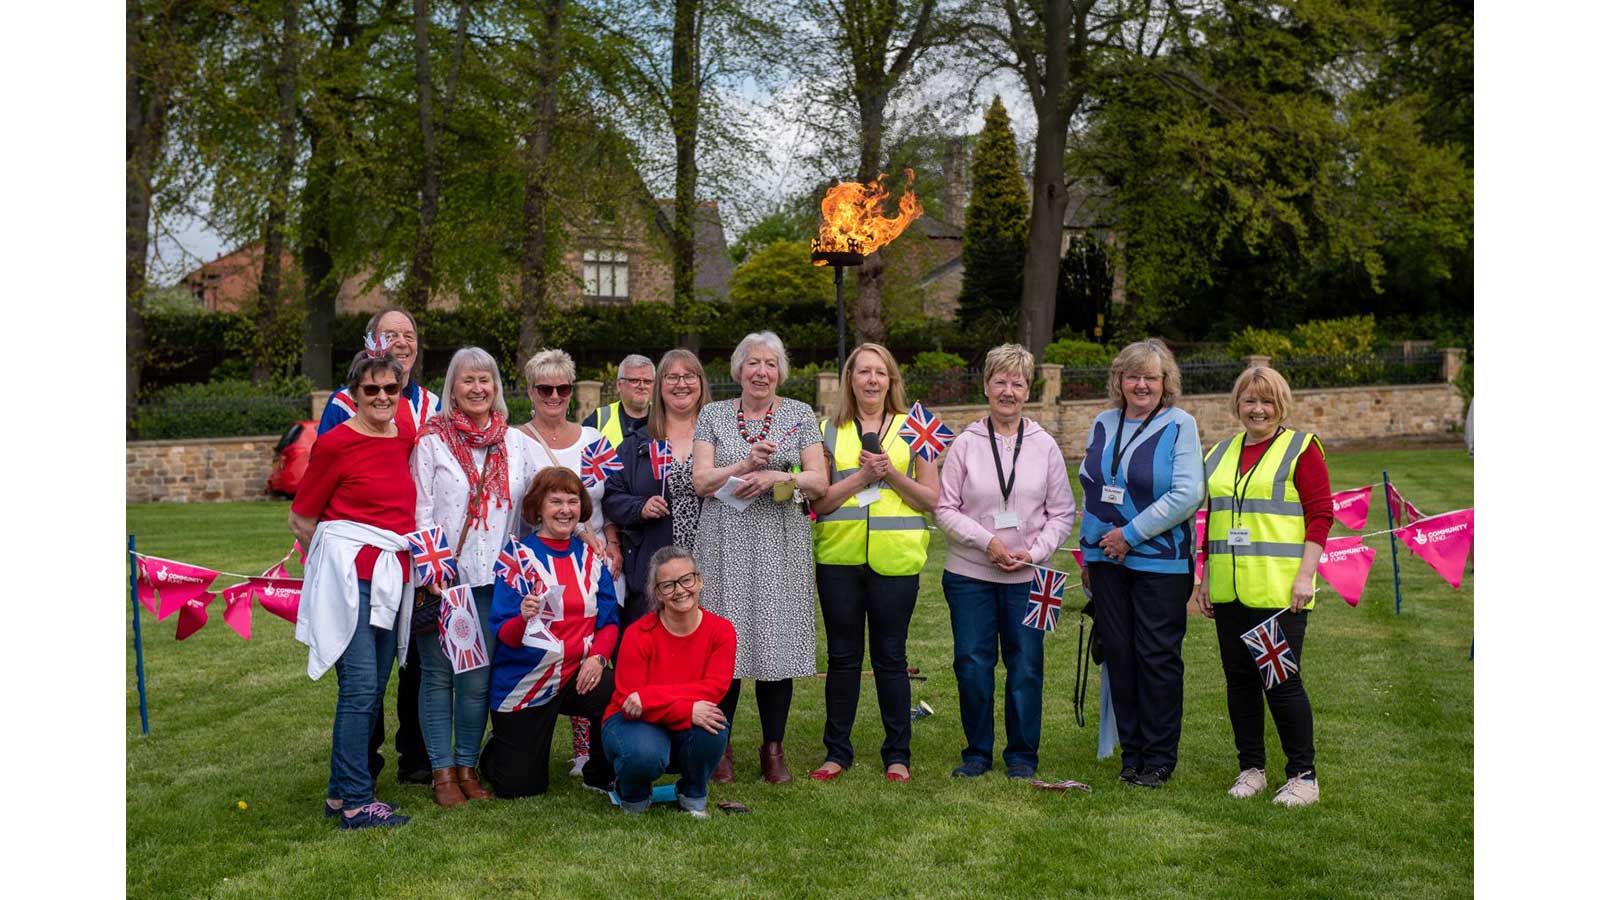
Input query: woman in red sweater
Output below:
<box><xmin>602</xmin><ymin>546</ymin><xmax>736</xmax><ymax>816</ymax></box>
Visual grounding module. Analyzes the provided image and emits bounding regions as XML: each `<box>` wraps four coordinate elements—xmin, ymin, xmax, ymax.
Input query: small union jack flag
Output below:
<box><xmin>495</xmin><ymin>542</ymin><xmax>530</xmax><ymax>594</ymax></box>
<box><xmin>406</xmin><ymin>526</ymin><xmax>457</xmax><ymax>587</ymax></box>
<box><xmin>579</xmin><ymin>436</ymin><xmax>623</xmax><ymax>488</ymax></box>
<box><xmin>1024</xmin><ymin>567</ymin><xmax>1068</xmax><ymax>632</ymax></box>
<box><xmin>1241</xmin><ymin>614</ymin><xmax>1299</xmax><ymax>688</ymax></box>
<box><xmin>898</xmin><ymin>401</ymin><xmax>955</xmax><ymax>462</ymax></box>
<box><xmin>518</xmin><ymin>544</ymin><xmax>548</xmax><ymax>598</ymax></box>
<box><xmin>649</xmin><ymin>440</ymin><xmax>673</xmax><ymax>481</ymax></box>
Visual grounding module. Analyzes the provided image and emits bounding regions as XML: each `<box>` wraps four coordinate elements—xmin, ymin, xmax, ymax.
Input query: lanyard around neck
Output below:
<box><xmin>986</xmin><ymin>417</ymin><xmax>1025</xmax><ymax>507</ymax></box>
<box><xmin>1110</xmin><ymin>404</ymin><xmax>1163</xmax><ymax>484</ymax></box>
<box><xmin>1230</xmin><ymin>427</ymin><xmax>1285</xmax><ymax>523</ymax></box>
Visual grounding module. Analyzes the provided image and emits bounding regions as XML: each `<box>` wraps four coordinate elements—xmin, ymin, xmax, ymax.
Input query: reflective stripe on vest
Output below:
<box><xmin>1204</xmin><ymin>429</ymin><xmax>1318</xmax><ymax>609</ymax></box>
<box><xmin>813</xmin><ymin>416</ymin><xmax>929</xmax><ymax>576</ymax></box>
<box><xmin>596</xmin><ymin>402</ymin><xmax>625</xmax><ymax>448</ymax></box>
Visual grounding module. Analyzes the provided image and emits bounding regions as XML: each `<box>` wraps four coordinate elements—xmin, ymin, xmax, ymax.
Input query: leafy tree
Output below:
<box><xmin>956</xmin><ymin>97</ymin><xmax>1028</xmax><ymax>325</ymax></box>
<box><xmin>727</xmin><ymin>240</ymin><xmax>834</xmax><ymax>306</ymax></box>
<box><xmin>729</xmin><ymin>192</ymin><xmax>818</xmax><ymax>263</ymax></box>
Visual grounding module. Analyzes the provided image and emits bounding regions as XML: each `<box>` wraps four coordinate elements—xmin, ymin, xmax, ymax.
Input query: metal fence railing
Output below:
<box><xmin>1274</xmin><ymin>351</ymin><xmax>1444</xmax><ymax>390</ymax></box>
<box><xmin>133</xmin><ymin>394</ymin><xmax>311</xmax><ymax>441</ymax></box>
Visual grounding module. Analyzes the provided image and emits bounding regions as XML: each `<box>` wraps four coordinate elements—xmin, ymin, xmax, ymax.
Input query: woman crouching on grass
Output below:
<box><xmin>602</xmin><ymin>546</ymin><xmax>735</xmax><ymax>817</ymax></box>
<box><xmin>290</xmin><ymin>347</ymin><xmax>416</xmax><ymax>830</ymax></box>
<box><xmin>479</xmin><ymin>467</ymin><xmax>620</xmax><ymax>798</ymax></box>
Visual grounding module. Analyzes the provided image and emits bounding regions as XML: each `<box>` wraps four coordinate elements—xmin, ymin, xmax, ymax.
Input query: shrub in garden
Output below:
<box><xmin>1225</xmin><ymin>326</ymin><xmax>1294</xmax><ymax>360</ymax></box>
<box><xmin>134</xmin><ymin>377</ymin><xmax>313</xmax><ymax>440</ymax></box>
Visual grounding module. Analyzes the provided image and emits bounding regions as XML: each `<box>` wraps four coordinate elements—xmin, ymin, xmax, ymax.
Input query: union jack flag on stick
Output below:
<box><xmin>1240</xmin><ymin>611</ymin><xmax>1299</xmax><ymax>689</ymax></box>
<box><xmin>495</xmin><ymin>543</ymin><xmax>531</xmax><ymax>595</ymax></box>
<box><xmin>407</xmin><ymin>526</ymin><xmax>457</xmax><ymax>587</ymax></box>
<box><xmin>580</xmin><ymin>436</ymin><xmax>623</xmax><ymax>488</ymax></box>
<box><xmin>898</xmin><ymin>401</ymin><xmax>956</xmax><ymax>462</ymax></box>
<box><xmin>649</xmin><ymin>440</ymin><xmax>673</xmax><ymax>484</ymax></box>
<box><xmin>1024</xmin><ymin>566</ymin><xmax>1069</xmax><ymax>632</ymax></box>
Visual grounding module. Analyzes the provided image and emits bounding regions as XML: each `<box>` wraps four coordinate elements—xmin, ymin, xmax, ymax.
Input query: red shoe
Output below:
<box><xmin>885</xmin><ymin>765</ymin><xmax>912</xmax><ymax>783</ymax></box>
<box><xmin>809</xmin><ymin>763</ymin><xmax>845</xmax><ymax>782</ymax></box>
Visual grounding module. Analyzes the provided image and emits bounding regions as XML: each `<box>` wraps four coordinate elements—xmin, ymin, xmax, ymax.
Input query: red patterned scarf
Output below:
<box><xmin>423</xmin><ymin>409</ymin><xmax>510</xmax><ymax>530</ymax></box>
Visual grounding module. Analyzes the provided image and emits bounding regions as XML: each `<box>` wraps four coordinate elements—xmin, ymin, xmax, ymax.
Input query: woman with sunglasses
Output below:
<box><xmin>517</xmin><ymin>348</ymin><xmax>622</xmax><ymax>776</ymax></box>
<box><xmin>602</xmin><ymin>546</ymin><xmax>735</xmax><ymax>817</ymax></box>
<box><xmin>603</xmin><ymin>350</ymin><xmax>710</xmax><ymax>631</ymax></box>
<box><xmin>289</xmin><ymin>347</ymin><xmax>418</xmax><ymax>830</ymax></box>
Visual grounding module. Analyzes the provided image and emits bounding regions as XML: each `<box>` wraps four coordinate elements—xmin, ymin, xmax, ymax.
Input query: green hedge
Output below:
<box><xmin>134</xmin><ymin>377</ymin><xmax>313</xmax><ymax>440</ymax></box>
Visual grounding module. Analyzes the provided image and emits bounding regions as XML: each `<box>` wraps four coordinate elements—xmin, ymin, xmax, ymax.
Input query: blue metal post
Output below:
<box><xmin>1382</xmin><ymin>470</ymin><xmax>1404</xmax><ymax>616</ymax></box>
<box><xmin>129</xmin><ymin>534</ymin><xmax>150</xmax><ymax>735</ymax></box>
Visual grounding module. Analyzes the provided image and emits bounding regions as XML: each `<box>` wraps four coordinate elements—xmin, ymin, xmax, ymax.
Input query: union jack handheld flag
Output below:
<box><xmin>406</xmin><ymin>526</ymin><xmax>457</xmax><ymax>587</ymax></box>
<box><xmin>579</xmin><ymin>436</ymin><xmax>623</xmax><ymax>488</ymax></box>
<box><xmin>649</xmin><ymin>440</ymin><xmax>673</xmax><ymax>482</ymax></box>
<box><xmin>898</xmin><ymin>401</ymin><xmax>956</xmax><ymax>462</ymax></box>
<box><xmin>1023</xmin><ymin>566</ymin><xmax>1068</xmax><ymax>632</ymax></box>
<box><xmin>495</xmin><ymin>543</ymin><xmax>530</xmax><ymax>594</ymax></box>
<box><xmin>1240</xmin><ymin>613</ymin><xmax>1299</xmax><ymax>688</ymax></box>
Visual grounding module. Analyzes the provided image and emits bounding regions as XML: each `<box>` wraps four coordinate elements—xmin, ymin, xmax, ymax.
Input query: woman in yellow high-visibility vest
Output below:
<box><xmin>1198</xmin><ymin>366</ymin><xmax>1333</xmax><ymax>808</ymax></box>
<box><xmin>808</xmin><ymin>343</ymin><xmax>940</xmax><ymax>784</ymax></box>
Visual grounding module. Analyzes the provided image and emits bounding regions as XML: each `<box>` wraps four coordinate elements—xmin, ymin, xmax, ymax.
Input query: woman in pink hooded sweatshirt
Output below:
<box><xmin>934</xmin><ymin>343</ymin><xmax>1076</xmax><ymax>780</ymax></box>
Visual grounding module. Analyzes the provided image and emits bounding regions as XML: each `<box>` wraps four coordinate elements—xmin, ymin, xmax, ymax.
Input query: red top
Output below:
<box><xmin>291</xmin><ymin>422</ymin><xmax>416</xmax><ymax>578</ymax></box>
<box><xmin>1237</xmin><ymin>436</ymin><xmax>1333</xmax><ymax>546</ymax></box>
<box><xmin>604</xmin><ymin>609</ymin><xmax>736</xmax><ymax>730</ymax></box>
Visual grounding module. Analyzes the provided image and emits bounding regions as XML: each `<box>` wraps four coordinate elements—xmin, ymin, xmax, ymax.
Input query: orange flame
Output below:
<box><xmin>810</xmin><ymin>169</ymin><xmax>924</xmax><ymax>262</ymax></box>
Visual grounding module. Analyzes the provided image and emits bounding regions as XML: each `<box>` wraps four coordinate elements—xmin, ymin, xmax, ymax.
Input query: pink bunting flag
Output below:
<box><xmin>1193</xmin><ymin>509</ymin><xmax>1208</xmax><ymax>582</ymax></box>
<box><xmin>251</xmin><ymin>577</ymin><xmax>303</xmax><ymax>623</ymax></box>
<box><xmin>175</xmin><ymin>592</ymin><xmax>215</xmax><ymax>640</ymax></box>
<box><xmin>1068</xmin><ymin>548</ymin><xmax>1085</xmax><ymax>571</ymax></box>
<box><xmin>1397</xmin><ymin>509</ymin><xmax>1475</xmax><ymax>589</ymax></box>
<box><xmin>1330</xmin><ymin>486</ymin><xmax>1372</xmax><ymax>531</ymax></box>
<box><xmin>136</xmin><ymin>556</ymin><xmax>221</xmax><ymax>621</ymax></box>
<box><xmin>1316</xmin><ymin>536</ymin><xmax>1376</xmax><ymax>606</ymax></box>
<box><xmin>221</xmin><ymin>582</ymin><xmax>255</xmax><ymax>640</ymax></box>
<box><xmin>292</xmin><ymin>539</ymin><xmax>306</xmax><ymax>565</ymax></box>
<box><xmin>1386</xmin><ymin>483</ymin><xmax>1411</xmax><ymax>526</ymax></box>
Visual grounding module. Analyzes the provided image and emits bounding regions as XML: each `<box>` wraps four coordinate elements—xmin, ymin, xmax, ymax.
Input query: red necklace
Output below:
<box><xmin>736</xmin><ymin>399</ymin><xmax>776</xmax><ymax>445</ymax></box>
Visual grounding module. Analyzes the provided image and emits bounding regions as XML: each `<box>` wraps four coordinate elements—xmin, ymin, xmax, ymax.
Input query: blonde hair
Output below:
<box><xmin>647</xmin><ymin>349</ymin><xmax>709</xmax><ymax>441</ymax></box>
<box><xmin>1230</xmin><ymin>366</ymin><xmax>1294</xmax><ymax>425</ymax></box>
<box><xmin>523</xmin><ymin>348</ymin><xmax>576</xmax><ymax>387</ymax></box>
<box><xmin>983</xmin><ymin>343</ymin><xmax>1035</xmax><ymax>385</ymax></box>
<box><xmin>834</xmin><ymin>343</ymin><xmax>908</xmax><ymax>424</ymax></box>
<box><xmin>1107</xmin><ymin>338</ymin><xmax>1181</xmax><ymax>409</ymax></box>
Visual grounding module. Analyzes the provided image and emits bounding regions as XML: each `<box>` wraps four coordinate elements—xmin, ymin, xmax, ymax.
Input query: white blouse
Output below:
<box><xmin>521</xmin><ymin>423</ymin><xmax>608</xmax><ymax>536</ymax></box>
<box><xmin>412</xmin><ymin>428</ymin><xmax>540</xmax><ymax>587</ymax></box>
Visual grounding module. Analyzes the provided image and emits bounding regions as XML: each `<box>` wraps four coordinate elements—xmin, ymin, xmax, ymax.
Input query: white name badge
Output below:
<box><xmin>993</xmin><ymin>510</ymin><xmax>1020</xmax><ymax>529</ymax></box>
<box><xmin>854</xmin><ymin>485</ymin><xmax>882</xmax><ymax>507</ymax></box>
<box><xmin>1227</xmin><ymin>528</ymin><xmax>1252</xmax><ymax>547</ymax></box>
<box><xmin>1100</xmin><ymin>485</ymin><xmax>1126</xmax><ymax>504</ymax></box>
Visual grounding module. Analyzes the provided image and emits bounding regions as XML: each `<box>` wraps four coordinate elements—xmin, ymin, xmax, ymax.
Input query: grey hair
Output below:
<box><xmin>730</xmin><ymin>331</ymin><xmax>790</xmax><ymax>383</ymax></box>
<box><xmin>440</xmin><ymin>347</ymin><xmax>508</xmax><ymax>419</ymax></box>
<box><xmin>617</xmin><ymin>354</ymin><xmax>655</xmax><ymax>379</ymax></box>
<box><xmin>644</xmin><ymin>545</ymin><xmax>700</xmax><ymax>613</ymax></box>
<box><xmin>345</xmin><ymin>350</ymin><xmax>406</xmax><ymax>395</ymax></box>
<box><xmin>523</xmin><ymin>348</ymin><xmax>576</xmax><ymax>387</ymax></box>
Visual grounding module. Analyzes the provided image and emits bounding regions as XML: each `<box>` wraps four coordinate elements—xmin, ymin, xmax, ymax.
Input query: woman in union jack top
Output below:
<box><xmin>478</xmin><ymin>467</ymin><xmax>620</xmax><ymax>798</ymax></box>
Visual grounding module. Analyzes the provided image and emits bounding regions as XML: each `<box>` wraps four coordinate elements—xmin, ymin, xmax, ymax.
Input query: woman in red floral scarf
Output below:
<box><xmin>411</xmin><ymin>347</ymin><xmax>541</xmax><ymax>807</ymax></box>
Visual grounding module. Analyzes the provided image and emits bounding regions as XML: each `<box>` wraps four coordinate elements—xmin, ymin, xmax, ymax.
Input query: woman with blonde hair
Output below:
<box><xmin>808</xmin><ymin>343</ymin><xmax>940</xmax><ymax>783</ymax></box>
<box><xmin>1077</xmin><ymin>338</ymin><xmax>1204</xmax><ymax>789</ymax></box>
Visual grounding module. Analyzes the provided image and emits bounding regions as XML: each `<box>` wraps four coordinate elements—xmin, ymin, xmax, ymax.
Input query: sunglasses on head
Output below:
<box><xmin>534</xmin><ymin>383</ymin><xmax>573</xmax><ymax>399</ymax></box>
<box><xmin>359</xmin><ymin>382</ymin><xmax>403</xmax><ymax>397</ymax></box>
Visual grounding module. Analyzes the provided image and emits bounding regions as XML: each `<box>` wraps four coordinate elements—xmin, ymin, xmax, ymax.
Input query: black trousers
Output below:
<box><xmin>480</xmin><ymin>668</ymin><xmax>617</xmax><ymax>799</ymax></box>
<box><xmin>719</xmin><ymin>678</ymin><xmax>793</xmax><ymax>744</ymax></box>
<box><xmin>1088</xmin><ymin>563</ymin><xmax>1191</xmax><ymax>771</ymax></box>
<box><xmin>618</xmin><ymin>587</ymin><xmax>651</xmax><ymax>634</ymax></box>
<box><xmin>367</xmin><ymin>638</ymin><xmax>428</xmax><ymax>779</ymax></box>
<box><xmin>816</xmin><ymin>564</ymin><xmax>918</xmax><ymax>768</ymax></box>
<box><xmin>1212</xmin><ymin>601</ymin><xmax>1316</xmax><ymax>779</ymax></box>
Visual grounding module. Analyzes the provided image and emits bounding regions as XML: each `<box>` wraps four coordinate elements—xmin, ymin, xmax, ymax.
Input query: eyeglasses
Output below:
<box><xmin>654</xmin><ymin>572</ymin><xmax>702</xmax><ymax>596</ymax></box>
<box><xmin>380</xmin><ymin>329</ymin><xmax>416</xmax><ymax>344</ymax></box>
<box><xmin>534</xmin><ymin>383</ymin><xmax>573</xmax><ymax>399</ymax></box>
<box><xmin>663</xmin><ymin>373</ymin><xmax>700</xmax><ymax>385</ymax></box>
<box><xmin>621</xmin><ymin>377</ymin><xmax>654</xmax><ymax>388</ymax></box>
<box><xmin>359</xmin><ymin>382</ymin><xmax>403</xmax><ymax>397</ymax></box>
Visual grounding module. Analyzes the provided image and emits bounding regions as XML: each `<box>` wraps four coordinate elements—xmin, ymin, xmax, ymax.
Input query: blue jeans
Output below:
<box><xmin>601</xmin><ymin>713</ymin><xmax>728</xmax><ymax>813</ymax></box>
<box><xmin>329</xmin><ymin>580</ymin><xmax>398</xmax><ymax>806</ymax></box>
<box><xmin>943</xmin><ymin>570</ymin><xmax>1044</xmax><ymax>770</ymax></box>
<box><xmin>418</xmin><ymin>583</ymin><xmax>496</xmax><ymax>769</ymax></box>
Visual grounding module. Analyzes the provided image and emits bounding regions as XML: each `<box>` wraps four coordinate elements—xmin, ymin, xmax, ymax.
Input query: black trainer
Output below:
<box><xmin>1119</xmin><ymin>766</ymin><xmax>1139</xmax><ymax>785</ymax></box>
<box><xmin>1133</xmin><ymin>765</ymin><xmax>1172</xmax><ymax>788</ymax></box>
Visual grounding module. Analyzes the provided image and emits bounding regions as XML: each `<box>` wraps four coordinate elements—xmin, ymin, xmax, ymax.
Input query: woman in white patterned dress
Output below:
<box><xmin>692</xmin><ymin>332</ymin><xmax>828</xmax><ymax>784</ymax></box>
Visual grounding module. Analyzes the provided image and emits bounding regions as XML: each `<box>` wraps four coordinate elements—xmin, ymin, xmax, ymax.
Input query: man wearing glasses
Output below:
<box><xmin>584</xmin><ymin>354</ymin><xmax>655</xmax><ymax>447</ymax></box>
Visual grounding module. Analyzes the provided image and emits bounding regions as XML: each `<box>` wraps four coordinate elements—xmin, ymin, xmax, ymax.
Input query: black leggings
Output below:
<box><xmin>1212</xmin><ymin>601</ymin><xmax>1315</xmax><ymax>779</ymax></box>
<box><xmin>719</xmin><ymin>678</ymin><xmax>793</xmax><ymax>744</ymax></box>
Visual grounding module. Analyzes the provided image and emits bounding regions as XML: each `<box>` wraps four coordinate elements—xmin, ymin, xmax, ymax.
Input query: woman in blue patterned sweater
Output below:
<box><xmin>1078</xmin><ymin>338</ymin><xmax>1204</xmax><ymax>789</ymax></box>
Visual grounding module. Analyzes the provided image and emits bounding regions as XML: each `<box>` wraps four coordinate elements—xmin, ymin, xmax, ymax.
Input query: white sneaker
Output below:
<box><xmin>1227</xmin><ymin>768</ymin><xmax>1267</xmax><ymax>799</ymax></box>
<box><xmin>568</xmin><ymin>754</ymin><xmax>589</xmax><ymax>777</ymax></box>
<box><xmin>1273</xmin><ymin>773</ymin><xmax>1320</xmax><ymax>807</ymax></box>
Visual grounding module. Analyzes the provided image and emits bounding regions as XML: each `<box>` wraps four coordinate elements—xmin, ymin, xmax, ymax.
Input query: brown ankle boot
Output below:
<box><xmin>454</xmin><ymin>765</ymin><xmax>492</xmax><ymax>801</ymax></box>
<box><xmin>759</xmin><ymin>741</ymin><xmax>791</xmax><ymax>784</ymax></box>
<box><xmin>431</xmin><ymin>768</ymin><xmax>467</xmax><ymax>807</ymax></box>
<box><xmin>711</xmin><ymin>742</ymin><xmax>735</xmax><ymax>784</ymax></box>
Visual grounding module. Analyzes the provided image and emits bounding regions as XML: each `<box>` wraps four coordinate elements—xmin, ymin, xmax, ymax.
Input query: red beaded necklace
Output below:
<box><xmin>736</xmin><ymin>399</ymin><xmax>777</xmax><ymax>445</ymax></box>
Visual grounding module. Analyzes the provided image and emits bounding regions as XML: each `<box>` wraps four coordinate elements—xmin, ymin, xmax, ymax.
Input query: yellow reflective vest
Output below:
<box><xmin>1203</xmin><ymin>428</ymin><xmax>1322</xmax><ymax>609</ymax></box>
<box><xmin>813</xmin><ymin>416</ymin><xmax>930</xmax><ymax>576</ymax></box>
<box><xmin>593</xmin><ymin>401</ymin><xmax>630</xmax><ymax>448</ymax></box>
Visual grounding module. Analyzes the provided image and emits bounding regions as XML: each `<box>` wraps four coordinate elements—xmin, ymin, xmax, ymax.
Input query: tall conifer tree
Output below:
<box><xmin>956</xmin><ymin>97</ymin><xmax>1029</xmax><ymax>325</ymax></box>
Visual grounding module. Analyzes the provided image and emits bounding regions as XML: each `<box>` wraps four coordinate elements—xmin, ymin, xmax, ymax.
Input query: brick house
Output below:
<box><xmin>179</xmin><ymin>244</ymin><xmax>395</xmax><ymax>314</ymax></box>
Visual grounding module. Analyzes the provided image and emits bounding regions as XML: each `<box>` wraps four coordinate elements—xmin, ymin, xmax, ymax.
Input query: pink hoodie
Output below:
<box><xmin>935</xmin><ymin>417</ymin><xmax>1077</xmax><ymax>584</ymax></box>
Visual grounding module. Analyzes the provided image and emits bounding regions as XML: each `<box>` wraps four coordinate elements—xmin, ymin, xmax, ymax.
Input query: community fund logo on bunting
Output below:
<box><xmin>1316</xmin><ymin>536</ymin><xmax>1377</xmax><ymax>606</ymax></box>
<box><xmin>1397</xmin><ymin>509</ymin><xmax>1474</xmax><ymax>588</ymax></box>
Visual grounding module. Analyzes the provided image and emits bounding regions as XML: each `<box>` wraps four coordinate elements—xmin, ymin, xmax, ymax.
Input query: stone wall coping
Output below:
<box><xmin>128</xmin><ymin>434</ymin><xmax>281</xmax><ymax>449</ymax></box>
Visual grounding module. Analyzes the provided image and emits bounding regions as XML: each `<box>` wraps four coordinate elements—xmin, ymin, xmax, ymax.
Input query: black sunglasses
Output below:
<box><xmin>359</xmin><ymin>382</ymin><xmax>403</xmax><ymax>397</ymax></box>
<box><xmin>534</xmin><ymin>383</ymin><xmax>573</xmax><ymax>399</ymax></box>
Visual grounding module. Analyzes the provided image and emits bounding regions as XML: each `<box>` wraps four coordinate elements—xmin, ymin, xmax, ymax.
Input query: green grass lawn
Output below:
<box><xmin>126</xmin><ymin>448</ymin><xmax>1473</xmax><ymax>899</ymax></box>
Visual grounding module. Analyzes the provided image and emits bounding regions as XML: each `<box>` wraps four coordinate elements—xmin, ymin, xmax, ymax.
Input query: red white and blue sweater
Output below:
<box><xmin>488</xmin><ymin>535</ymin><xmax>619</xmax><ymax>713</ymax></box>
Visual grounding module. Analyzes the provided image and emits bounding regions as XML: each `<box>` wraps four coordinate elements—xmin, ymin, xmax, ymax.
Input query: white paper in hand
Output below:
<box><xmin>522</xmin><ymin>616</ymin><xmax>561</xmax><ymax>652</ymax></box>
<box><xmin>714</xmin><ymin>475</ymin><xmax>755</xmax><ymax>512</ymax></box>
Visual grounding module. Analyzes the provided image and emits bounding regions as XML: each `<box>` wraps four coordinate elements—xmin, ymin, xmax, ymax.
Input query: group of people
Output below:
<box><xmin>291</xmin><ymin>305</ymin><xmax>1328</xmax><ymax>830</ymax></box>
